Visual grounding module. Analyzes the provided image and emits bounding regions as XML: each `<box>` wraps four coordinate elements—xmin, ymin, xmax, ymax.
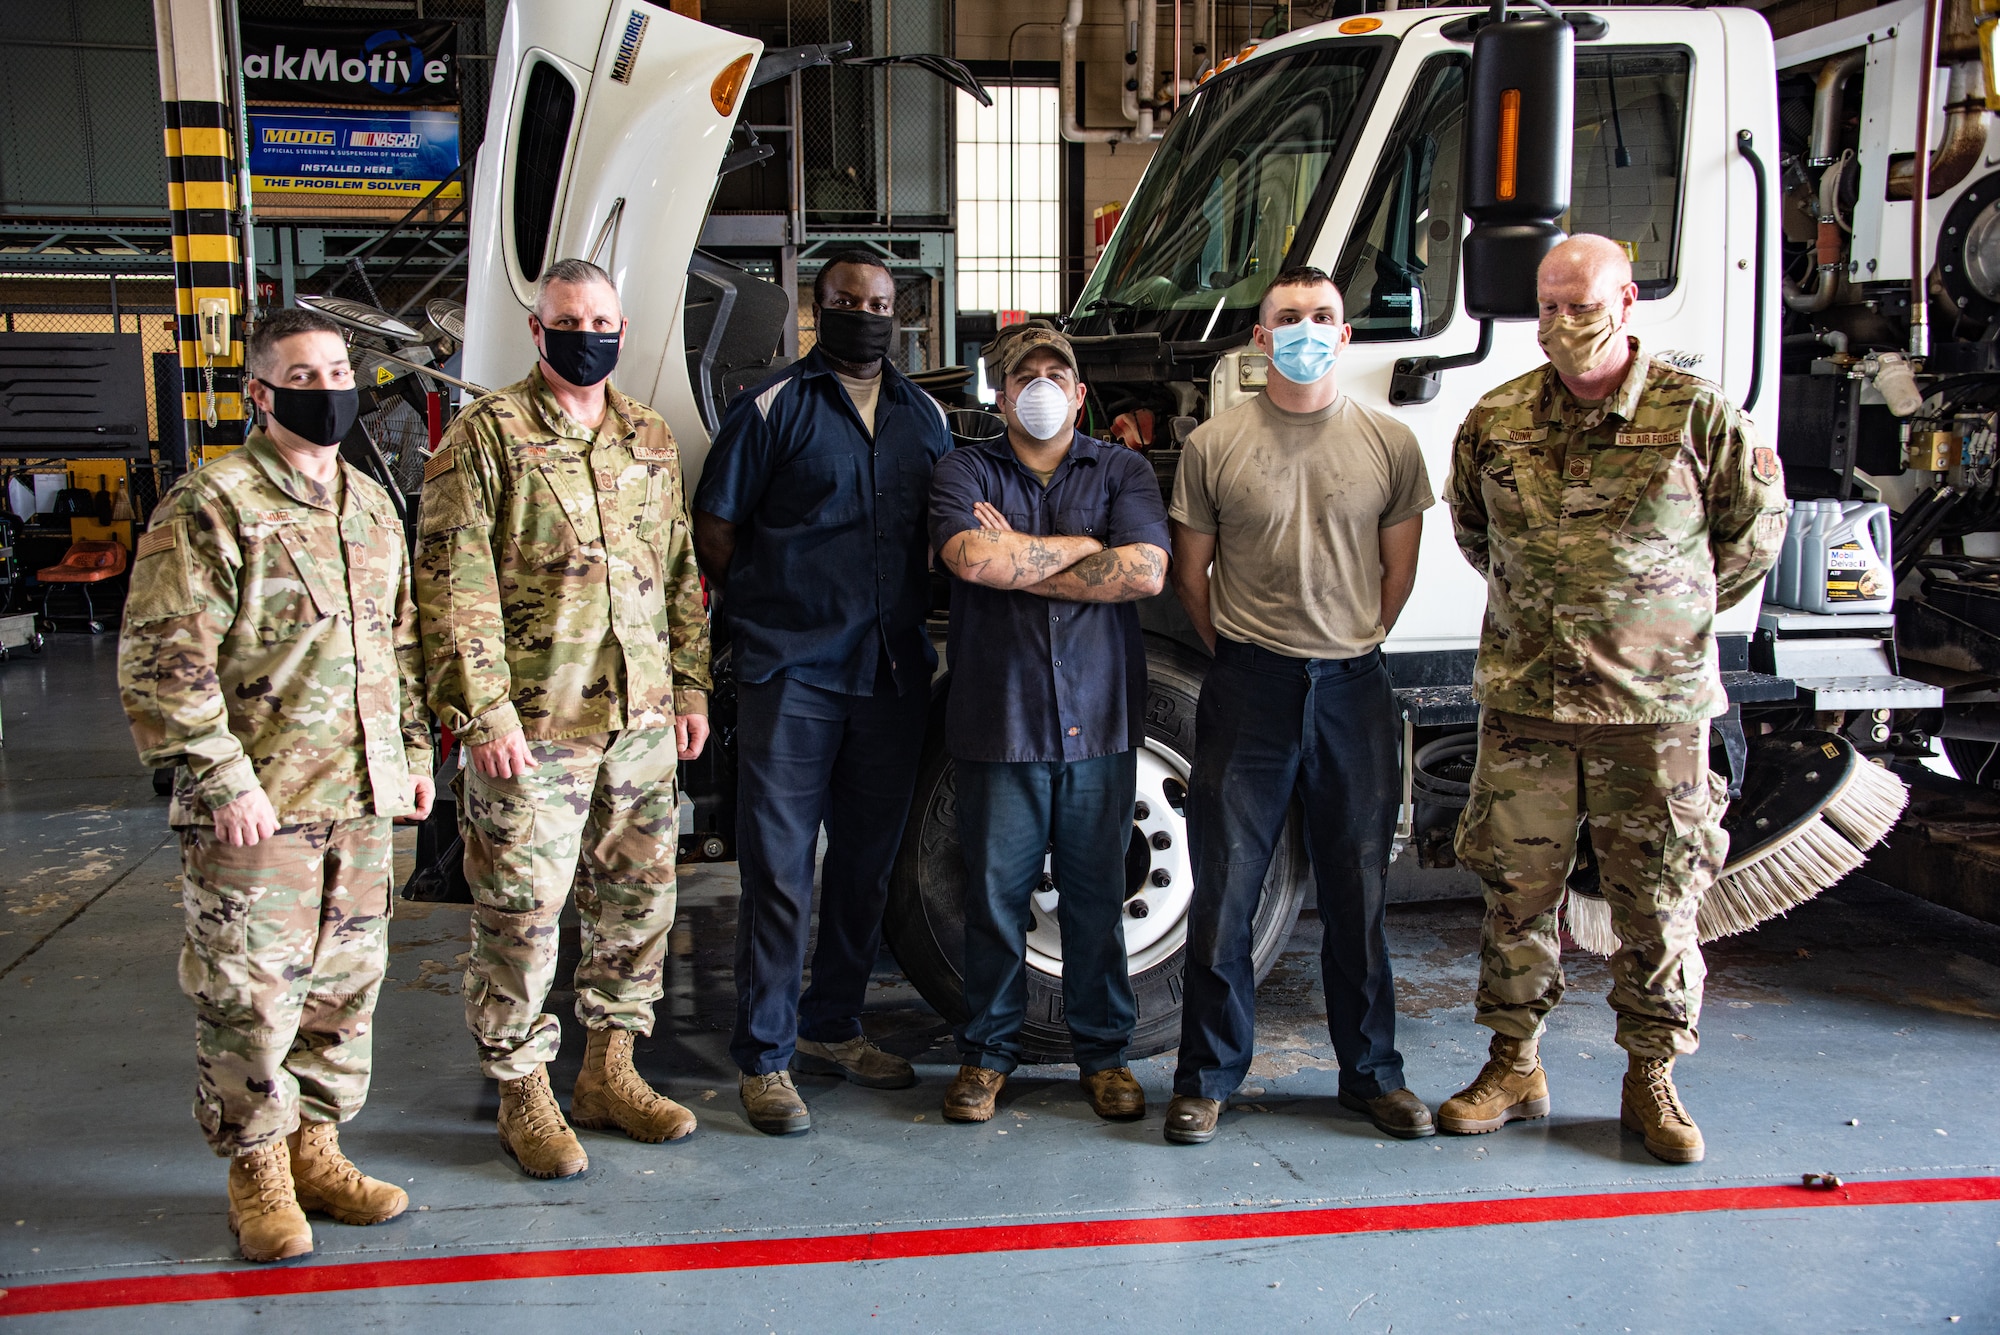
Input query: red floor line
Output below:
<box><xmin>3</xmin><ymin>1175</ymin><xmax>1996</xmax><ymax>1317</ymax></box>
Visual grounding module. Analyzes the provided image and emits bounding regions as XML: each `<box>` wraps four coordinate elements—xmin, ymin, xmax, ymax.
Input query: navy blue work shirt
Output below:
<box><xmin>929</xmin><ymin>431</ymin><xmax>1172</xmax><ymax>763</ymax></box>
<box><xmin>694</xmin><ymin>348</ymin><xmax>952</xmax><ymax>694</ymax></box>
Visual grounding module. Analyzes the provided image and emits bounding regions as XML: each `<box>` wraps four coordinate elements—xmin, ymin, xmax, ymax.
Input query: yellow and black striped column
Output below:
<box><xmin>155</xmin><ymin>0</ymin><xmax>246</xmax><ymax>462</ymax></box>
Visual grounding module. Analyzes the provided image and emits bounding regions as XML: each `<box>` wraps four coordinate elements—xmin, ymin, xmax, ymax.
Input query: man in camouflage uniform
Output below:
<box><xmin>415</xmin><ymin>258</ymin><xmax>711</xmax><ymax>1178</ymax></box>
<box><xmin>120</xmin><ymin>307</ymin><xmax>433</xmax><ymax>1262</ymax></box>
<box><xmin>1439</xmin><ymin>235</ymin><xmax>1785</xmax><ymax>1162</ymax></box>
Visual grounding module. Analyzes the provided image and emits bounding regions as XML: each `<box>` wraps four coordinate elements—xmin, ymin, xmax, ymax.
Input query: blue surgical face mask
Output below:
<box><xmin>1267</xmin><ymin>320</ymin><xmax>1343</xmax><ymax>385</ymax></box>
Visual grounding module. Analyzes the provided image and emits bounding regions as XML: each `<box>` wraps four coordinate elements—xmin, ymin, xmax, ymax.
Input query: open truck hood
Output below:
<box><xmin>461</xmin><ymin>0</ymin><xmax>761</xmax><ymax>482</ymax></box>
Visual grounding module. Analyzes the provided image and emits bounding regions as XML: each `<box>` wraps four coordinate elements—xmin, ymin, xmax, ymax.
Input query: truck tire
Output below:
<box><xmin>1944</xmin><ymin>738</ymin><xmax>2000</xmax><ymax>788</ymax></box>
<box><xmin>883</xmin><ymin>638</ymin><xmax>1311</xmax><ymax>1065</ymax></box>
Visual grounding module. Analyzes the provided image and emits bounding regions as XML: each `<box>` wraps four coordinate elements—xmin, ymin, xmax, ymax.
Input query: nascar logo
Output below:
<box><xmin>610</xmin><ymin>10</ymin><xmax>649</xmax><ymax>84</ymax></box>
<box><xmin>350</xmin><ymin>132</ymin><xmax>422</xmax><ymax>148</ymax></box>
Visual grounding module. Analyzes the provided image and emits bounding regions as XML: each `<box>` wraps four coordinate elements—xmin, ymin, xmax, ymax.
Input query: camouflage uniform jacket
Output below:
<box><xmin>414</xmin><ymin>368</ymin><xmax>711</xmax><ymax>744</ymax></box>
<box><xmin>1444</xmin><ymin>340</ymin><xmax>1787</xmax><ymax>724</ymax></box>
<box><xmin>118</xmin><ymin>429</ymin><xmax>432</xmax><ymax>824</ymax></box>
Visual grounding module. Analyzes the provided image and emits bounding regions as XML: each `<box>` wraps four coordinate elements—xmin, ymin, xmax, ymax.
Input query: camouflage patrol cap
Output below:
<box><xmin>987</xmin><ymin>320</ymin><xmax>1079</xmax><ymax>378</ymax></box>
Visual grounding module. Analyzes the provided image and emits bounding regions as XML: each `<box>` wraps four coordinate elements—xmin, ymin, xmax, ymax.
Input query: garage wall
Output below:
<box><xmin>0</xmin><ymin>0</ymin><xmax>167</xmax><ymax>218</ymax></box>
<box><xmin>958</xmin><ymin>0</ymin><xmax>1165</xmax><ymax>282</ymax></box>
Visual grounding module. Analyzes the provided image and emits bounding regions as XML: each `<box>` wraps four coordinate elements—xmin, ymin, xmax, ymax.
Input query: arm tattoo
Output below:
<box><xmin>1011</xmin><ymin>538</ymin><xmax>1069</xmax><ymax>583</ymax></box>
<box><xmin>1028</xmin><ymin>541</ymin><xmax>1164</xmax><ymax>602</ymax></box>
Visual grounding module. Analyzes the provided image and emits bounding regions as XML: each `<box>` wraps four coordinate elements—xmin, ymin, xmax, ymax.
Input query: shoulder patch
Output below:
<box><xmin>423</xmin><ymin>446</ymin><xmax>457</xmax><ymax>482</ymax></box>
<box><xmin>1752</xmin><ymin>445</ymin><xmax>1780</xmax><ymax>484</ymax></box>
<box><xmin>135</xmin><ymin>524</ymin><xmax>178</xmax><ymax>560</ymax></box>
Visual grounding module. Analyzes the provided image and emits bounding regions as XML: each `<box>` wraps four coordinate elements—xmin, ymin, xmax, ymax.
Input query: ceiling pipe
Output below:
<box><xmin>1061</xmin><ymin>0</ymin><xmax>1158</xmax><ymax>143</ymax></box>
<box><xmin>1121</xmin><ymin>0</ymin><xmax>1142</xmax><ymax>124</ymax></box>
<box><xmin>1137</xmin><ymin>0</ymin><xmax>1160</xmax><ymax>134</ymax></box>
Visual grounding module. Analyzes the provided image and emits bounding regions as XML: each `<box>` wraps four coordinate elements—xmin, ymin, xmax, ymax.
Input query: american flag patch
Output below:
<box><xmin>136</xmin><ymin>525</ymin><xmax>177</xmax><ymax>560</ymax></box>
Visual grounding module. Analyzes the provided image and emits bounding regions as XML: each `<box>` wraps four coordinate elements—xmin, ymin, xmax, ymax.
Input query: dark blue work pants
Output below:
<box><xmin>729</xmin><ymin>671</ymin><xmax>928</xmax><ymax>1075</ymax></box>
<box><xmin>954</xmin><ymin>751</ymin><xmax>1139</xmax><ymax>1075</ymax></box>
<box><xmin>1173</xmin><ymin>638</ymin><xmax>1407</xmax><ymax>1102</ymax></box>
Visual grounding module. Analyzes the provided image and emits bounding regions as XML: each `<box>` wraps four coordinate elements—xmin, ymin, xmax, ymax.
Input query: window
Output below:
<box><xmin>1335</xmin><ymin>55</ymin><xmax>1469</xmax><ymax>341</ymax></box>
<box><xmin>512</xmin><ymin>60</ymin><xmax>577</xmax><ymax>284</ymax></box>
<box><xmin>1069</xmin><ymin>43</ymin><xmax>1386</xmax><ymax>343</ymax></box>
<box><xmin>956</xmin><ymin>85</ymin><xmax>1061</xmax><ymax>315</ymax></box>
<box><xmin>1567</xmin><ymin>49</ymin><xmax>1690</xmax><ymax>297</ymax></box>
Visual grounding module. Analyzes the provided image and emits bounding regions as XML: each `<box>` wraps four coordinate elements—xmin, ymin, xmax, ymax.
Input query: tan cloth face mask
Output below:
<box><xmin>1538</xmin><ymin>308</ymin><xmax>1621</xmax><ymax>379</ymax></box>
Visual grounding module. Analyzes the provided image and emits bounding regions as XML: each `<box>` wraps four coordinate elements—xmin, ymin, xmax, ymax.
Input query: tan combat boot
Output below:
<box><xmin>497</xmin><ymin>1064</ymin><xmax>590</xmax><ymax>1178</ymax></box>
<box><xmin>1438</xmin><ymin>1033</ymin><xmax>1551</xmax><ymax>1134</ymax></box>
<box><xmin>1621</xmin><ymin>1055</ymin><xmax>1705</xmax><ymax>1163</ymax></box>
<box><xmin>226</xmin><ymin>1140</ymin><xmax>314</xmax><ymax>1262</ymax></box>
<box><xmin>571</xmin><ymin>1028</ymin><xmax>698</xmax><ymax>1143</ymax></box>
<box><xmin>288</xmin><ymin>1121</ymin><xmax>409</xmax><ymax>1225</ymax></box>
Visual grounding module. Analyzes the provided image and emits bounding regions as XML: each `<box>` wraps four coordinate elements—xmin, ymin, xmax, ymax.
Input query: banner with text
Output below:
<box><xmin>249</xmin><ymin>107</ymin><xmax>461</xmax><ymax>199</ymax></box>
<box><xmin>240</xmin><ymin>19</ymin><xmax>458</xmax><ymax>106</ymax></box>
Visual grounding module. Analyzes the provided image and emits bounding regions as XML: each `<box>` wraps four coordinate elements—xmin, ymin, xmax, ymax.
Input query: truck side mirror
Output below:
<box><xmin>1462</xmin><ymin>14</ymin><xmax>1573</xmax><ymax>319</ymax></box>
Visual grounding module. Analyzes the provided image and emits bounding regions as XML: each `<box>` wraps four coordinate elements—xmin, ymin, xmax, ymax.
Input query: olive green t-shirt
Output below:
<box><xmin>1170</xmin><ymin>392</ymin><xmax>1434</xmax><ymax>660</ymax></box>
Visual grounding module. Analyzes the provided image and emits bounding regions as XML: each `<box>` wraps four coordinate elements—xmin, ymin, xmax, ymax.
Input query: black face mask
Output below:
<box><xmin>816</xmin><ymin>307</ymin><xmax>896</xmax><ymax>364</ymax></box>
<box><xmin>257</xmin><ymin>381</ymin><xmax>359</xmax><ymax>447</ymax></box>
<box><xmin>539</xmin><ymin>327</ymin><xmax>622</xmax><ymax>387</ymax></box>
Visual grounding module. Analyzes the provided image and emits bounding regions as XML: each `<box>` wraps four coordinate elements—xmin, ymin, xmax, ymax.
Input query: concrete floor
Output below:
<box><xmin>2</xmin><ymin>636</ymin><xmax>1998</xmax><ymax>1332</ymax></box>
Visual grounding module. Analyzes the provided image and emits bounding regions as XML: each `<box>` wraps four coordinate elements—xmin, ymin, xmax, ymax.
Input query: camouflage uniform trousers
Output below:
<box><xmin>177</xmin><ymin>817</ymin><xmax>393</xmax><ymax>1155</ymax></box>
<box><xmin>459</xmin><ymin>726</ymin><xmax>680</xmax><ymax>1080</ymax></box>
<box><xmin>1453</xmin><ymin>709</ymin><xmax>1729</xmax><ymax>1059</ymax></box>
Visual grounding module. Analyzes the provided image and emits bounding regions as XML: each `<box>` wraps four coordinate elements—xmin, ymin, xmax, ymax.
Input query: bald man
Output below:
<box><xmin>1438</xmin><ymin>235</ymin><xmax>1785</xmax><ymax>1163</ymax></box>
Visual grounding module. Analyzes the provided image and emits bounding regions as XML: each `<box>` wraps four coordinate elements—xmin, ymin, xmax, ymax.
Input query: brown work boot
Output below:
<box><xmin>288</xmin><ymin>1121</ymin><xmax>408</xmax><ymax>1225</ymax></box>
<box><xmin>740</xmin><ymin>1070</ymin><xmax>812</xmax><ymax>1135</ymax></box>
<box><xmin>572</xmin><ymin>1028</ymin><xmax>698</xmax><ymax>1143</ymax></box>
<box><xmin>1438</xmin><ymin>1033</ymin><xmax>1551</xmax><ymax>1134</ymax></box>
<box><xmin>942</xmin><ymin>1066</ymin><xmax>1006</xmax><ymax>1122</ymax></box>
<box><xmin>226</xmin><ymin>1140</ymin><xmax>314</xmax><ymax>1263</ymax></box>
<box><xmin>1338</xmin><ymin>1087</ymin><xmax>1436</xmax><ymax>1140</ymax></box>
<box><xmin>1079</xmin><ymin>1067</ymin><xmax>1146</xmax><ymax>1121</ymax></box>
<box><xmin>792</xmin><ymin>1035</ymin><xmax>918</xmax><ymax>1089</ymax></box>
<box><xmin>497</xmin><ymin>1065</ymin><xmax>589</xmax><ymax>1178</ymax></box>
<box><xmin>1163</xmin><ymin>1094</ymin><xmax>1223</xmax><ymax>1145</ymax></box>
<box><xmin>1621</xmin><ymin>1055</ymin><xmax>1705</xmax><ymax>1163</ymax></box>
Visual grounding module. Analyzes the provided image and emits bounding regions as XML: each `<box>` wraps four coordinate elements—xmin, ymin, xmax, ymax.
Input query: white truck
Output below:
<box><xmin>439</xmin><ymin>0</ymin><xmax>1988</xmax><ymax>1060</ymax></box>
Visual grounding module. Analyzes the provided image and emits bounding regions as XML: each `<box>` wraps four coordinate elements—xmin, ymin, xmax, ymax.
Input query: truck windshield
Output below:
<box><xmin>1069</xmin><ymin>42</ymin><xmax>1387</xmax><ymax>343</ymax></box>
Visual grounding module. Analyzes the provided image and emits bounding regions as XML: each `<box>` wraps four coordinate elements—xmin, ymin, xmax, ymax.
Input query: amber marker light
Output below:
<box><xmin>1495</xmin><ymin>88</ymin><xmax>1521</xmax><ymax>201</ymax></box>
<box><xmin>1338</xmin><ymin>16</ymin><xmax>1382</xmax><ymax>33</ymax></box>
<box><xmin>712</xmin><ymin>53</ymin><xmax>755</xmax><ymax>117</ymax></box>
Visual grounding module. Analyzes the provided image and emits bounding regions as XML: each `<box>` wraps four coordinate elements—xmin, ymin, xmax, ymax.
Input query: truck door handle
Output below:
<box><xmin>1737</xmin><ymin>129</ymin><xmax>1770</xmax><ymax>414</ymax></box>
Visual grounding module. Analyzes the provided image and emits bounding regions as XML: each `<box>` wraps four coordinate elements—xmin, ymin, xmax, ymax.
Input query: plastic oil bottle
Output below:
<box><xmin>1766</xmin><ymin>499</ymin><xmax>1795</xmax><ymax>606</ymax></box>
<box><xmin>1777</xmin><ymin>499</ymin><xmax>1829</xmax><ymax>608</ymax></box>
<box><xmin>1800</xmin><ymin>500</ymin><xmax>1894</xmax><ymax>613</ymax></box>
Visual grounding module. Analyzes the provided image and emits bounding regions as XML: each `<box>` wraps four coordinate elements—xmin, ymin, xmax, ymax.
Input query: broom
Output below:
<box><xmin>1561</xmin><ymin>729</ymin><xmax>1908</xmax><ymax>953</ymax></box>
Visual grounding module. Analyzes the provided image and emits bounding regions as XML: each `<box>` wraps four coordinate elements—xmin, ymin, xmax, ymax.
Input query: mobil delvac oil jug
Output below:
<box><xmin>1799</xmin><ymin>501</ymin><xmax>1894</xmax><ymax>614</ymax></box>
